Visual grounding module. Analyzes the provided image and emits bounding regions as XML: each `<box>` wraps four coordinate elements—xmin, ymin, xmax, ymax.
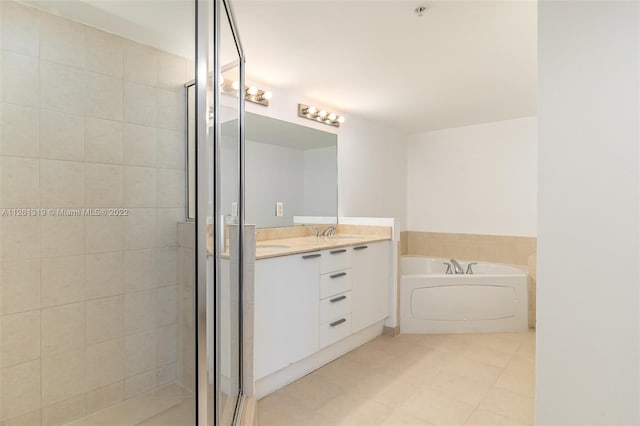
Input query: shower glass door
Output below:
<box><xmin>196</xmin><ymin>0</ymin><xmax>245</xmax><ymax>424</ymax></box>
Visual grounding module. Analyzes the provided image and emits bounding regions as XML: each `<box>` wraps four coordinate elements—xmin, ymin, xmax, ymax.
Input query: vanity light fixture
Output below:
<box><xmin>220</xmin><ymin>80</ymin><xmax>272</xmax><ymax>106</ymax></box>
<box><xmin>298</xmin><ymin>104</ymin><xmax>344</xmax><ymax>127</ymax></box>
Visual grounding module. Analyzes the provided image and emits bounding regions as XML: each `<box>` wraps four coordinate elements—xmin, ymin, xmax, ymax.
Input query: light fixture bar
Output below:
<box><xmin>220</xmin><ymin>80</ymin><xmax>271</xmax><ymax>106</ymax></box>
<box><xmin>298</xmin><ymin>103</ymin><xmax>344</xmax><ymax>127</ymax></box>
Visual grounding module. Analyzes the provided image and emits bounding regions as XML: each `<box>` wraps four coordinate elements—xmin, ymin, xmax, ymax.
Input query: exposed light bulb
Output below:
<box><xmin>263</xmin><ymin>91</ymin><xmax>272</xmax><ymax>100</ymax></box>
<box><xmin>247</xmin><ymin>86</ymin><xmax>258</xmax><ymax>95</ymax></box>
<box><xmin>297</xmin><ymin>104</ymin><xmax>342</xmax><ymax>127</ymax></box>
<box><xmin>219</xmin><ymin>73</ymin><xmax>225</xmax><ymax>85</ymax></box>
<box><xmin>231</xmin><ymin>80</ymin><xmax>240</xmax><ymax>90</ymax></box>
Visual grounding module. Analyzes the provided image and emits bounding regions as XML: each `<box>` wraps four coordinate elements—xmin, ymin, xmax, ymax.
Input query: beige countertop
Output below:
<box><xmin>254</xmin><ymin>234</ymin><xmax>391</xmax><ymax>260</ymax></box>
<box><xmin>213</xmin><ymin>224</ymin><xmax>393</xmax><ymax>259</ymax></box>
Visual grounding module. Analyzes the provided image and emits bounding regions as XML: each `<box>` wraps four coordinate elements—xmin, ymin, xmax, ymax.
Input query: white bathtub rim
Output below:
<box><xmin>401</xmin><ymin>255</ymin><xmax>527</xmax><ymax>276</ymax></box>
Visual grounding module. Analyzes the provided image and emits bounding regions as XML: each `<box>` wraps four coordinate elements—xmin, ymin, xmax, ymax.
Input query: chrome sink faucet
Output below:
<box><xmin>312</xmin><ymin>225</ymin><xmax>336</xmax><ymax>241</ymax></box>
<box><xmin>451</xmin><ymin>259</ymin><xmax>464</xmax><ymax>274</ymax></box>
<box><xmin>321</xmin><ymin>225</ymin><xmax>336</xmax><ymax>237</ymax></box>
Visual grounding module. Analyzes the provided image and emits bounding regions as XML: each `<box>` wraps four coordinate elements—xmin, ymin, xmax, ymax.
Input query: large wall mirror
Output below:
<box><xmin>243</xmin><ymin>113</ymin><xmax>337</xmax><ymax>227</ymax></box>
<box><xmin>188</xmin><ymin>100</ymin><xmax>338</xmax><ymax>228</ymax></box>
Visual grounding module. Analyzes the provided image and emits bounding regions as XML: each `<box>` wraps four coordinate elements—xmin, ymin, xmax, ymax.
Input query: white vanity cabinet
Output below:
<box><xmin>351</xmin><ymin>241</ymin><xmax>391</xmax><ymax>333</ymax></box>
<box><xmin>254</xmin><ymin>239</ymin><xmax>392</xmax><ymax>383</ymax></box>
<box><xmin>319</xmin><ymin>248</ymin><xmax>353</xmax><ymax>348</ymax></box>
<box><xmin>254</xmin><ymin>252</ymin><xmax>320</xmax><ymax>379</ymax></box>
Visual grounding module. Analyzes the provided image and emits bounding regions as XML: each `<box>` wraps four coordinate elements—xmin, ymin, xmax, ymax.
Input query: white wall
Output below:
<box><xmin>237</xmin><ymin>80</ymin><xmax>408</xmax><ymax>230</ymax></box>
<box><xmin>537</xmin><ymin>2</ymin><xmax>640</xmax><ymax>425</ymax></box>
<box><xmin>406</xmin><ymin>117</ymin><xmax>537</xmax><ymax>236</ymax></box>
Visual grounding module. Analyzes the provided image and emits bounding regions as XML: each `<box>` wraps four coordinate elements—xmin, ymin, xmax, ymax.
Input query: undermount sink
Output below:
<box><xmin>256</xmin><ymin>245</ymin><xmax>290</xmax><ymax>252</ymax></box>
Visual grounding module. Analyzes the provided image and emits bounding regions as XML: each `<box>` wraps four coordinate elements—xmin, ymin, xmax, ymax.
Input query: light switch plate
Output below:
<box><xmin>231</xmin><ymin>202</ymin><xmax>238</xmax><ymax>217</ymax></box>
<box><xmin>275</xmin><ymin>202</ymin><xmax>284</xmax><ymax>217</ymax></box>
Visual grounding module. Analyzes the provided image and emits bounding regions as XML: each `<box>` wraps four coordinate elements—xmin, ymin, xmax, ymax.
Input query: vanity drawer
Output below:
<box><xmin>320</xmin><ymin>269</ymin><xmax>352</xmax><ymax>299</ymax></box>
<box><xmin>320</xmin><ymin>290</ymin><xmax>352</xmax><ymax>323</ymax></box>
<box><xmin>321</xmin><ymin>248</ymin><xmax>352</xmax><ymax>274</ymax></box>
<box><xmin>320</xmin><ymin>314</ymin><xmax>352</xmax><ymax>348</ymax></box>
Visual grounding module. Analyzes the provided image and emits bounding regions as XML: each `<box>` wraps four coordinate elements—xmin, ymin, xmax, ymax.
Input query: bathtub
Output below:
<box><xmin>400</xmin><ymin>256</ymin><xmax>528</xmax><ymax>334</ymax></box>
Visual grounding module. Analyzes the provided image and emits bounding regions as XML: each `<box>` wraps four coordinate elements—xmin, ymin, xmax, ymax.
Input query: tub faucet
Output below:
<box><xmin>451</xmin><ymin>259</ymin><xmax>464</xmax><ymax>274</ymax></box>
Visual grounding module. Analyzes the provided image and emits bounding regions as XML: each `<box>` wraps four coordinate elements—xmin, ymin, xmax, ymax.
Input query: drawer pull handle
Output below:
<box><xmin>330</xmin><ymin>295</ymin><xmax>347</xmax><ymax>303</ymax></box>
<box><xmin>302</xmin><ymin>253</ymin><xmax>321</xmax><ymax>259</ymax></box>
<box><xmin>330</xmin><ymin>318</ymin><xmax>347</xmax><ymax>327</ymax></box>
<box><xmin>354</xmin><ymin>245</ymin><xmax>368</xmax><ymax>250</ymax></box>
<box><xmin>330</xmin><ymin>249</ymin><xmax>347</xmax><ymax>254</ymax></box>
<box><xmin>330</xmin><ymin>272</ymin><xmax>347</xmax><ymax>279</ymax></box>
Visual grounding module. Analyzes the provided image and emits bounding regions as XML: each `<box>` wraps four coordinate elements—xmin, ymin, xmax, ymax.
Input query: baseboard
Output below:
<box><xmin>383</xmin><ymin>325</ymin><xmax>400</xmax><ymax>336</ymax></box>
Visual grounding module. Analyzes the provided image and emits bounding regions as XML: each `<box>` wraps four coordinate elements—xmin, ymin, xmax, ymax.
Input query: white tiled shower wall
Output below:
<box><xmin>0</xmin><ymin>1</ymin><xmax>193</xmax><ymax>424</ymax></box>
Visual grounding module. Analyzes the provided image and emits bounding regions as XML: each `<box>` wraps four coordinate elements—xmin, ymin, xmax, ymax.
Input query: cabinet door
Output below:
<box><xmin>254</xmin><ymin>253</ymin><xmax>320</xmax><ymax>379</ymax></box>
<box><xmin>351</xmin><ymin>241</ymin><xmax>391</xmax><ymax>333</ymax></box>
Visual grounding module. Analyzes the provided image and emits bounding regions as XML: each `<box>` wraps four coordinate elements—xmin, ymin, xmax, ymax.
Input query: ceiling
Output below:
<box><xmin>28</xmin><ymin>0</ymin><xmax>537</xmax><ymax>133</ymax></box>
<box><xmin>232</xmin><ymin>1</ymin><xmax>537</xmax><ymax>132</ymax></box>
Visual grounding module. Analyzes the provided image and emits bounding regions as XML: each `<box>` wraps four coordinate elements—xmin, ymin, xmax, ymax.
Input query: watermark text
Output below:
<box><xmin>1</xmin><ymin>208</ymin><xmax>130</xmax><ymax>217</ymax></box>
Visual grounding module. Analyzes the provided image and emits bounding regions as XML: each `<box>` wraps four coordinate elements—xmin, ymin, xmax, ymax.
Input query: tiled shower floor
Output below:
<box><xmin>66</xmin><ymin>384</ymin><xmax>194</xmax><ymax>426</ymax></box>
<box><xmin>258</xmin><ymin>331</ymin><xmax>535</xmax><ymax>425</ymax></box>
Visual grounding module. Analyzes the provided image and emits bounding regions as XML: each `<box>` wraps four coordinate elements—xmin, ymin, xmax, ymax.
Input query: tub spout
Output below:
<box><xmin>451</xmin><ymin>259</ymin><xmax>464</xmax><ymax>274</ymax></box>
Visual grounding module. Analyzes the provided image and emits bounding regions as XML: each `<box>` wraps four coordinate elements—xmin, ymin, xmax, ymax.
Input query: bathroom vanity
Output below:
<box><xmin>250</xmin><ymin>229</ymin><xmax>393</xmax><ymax>397</ymax></box>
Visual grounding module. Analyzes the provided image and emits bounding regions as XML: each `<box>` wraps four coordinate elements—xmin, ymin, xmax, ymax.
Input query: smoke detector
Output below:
<box><xmin>414</xmin><ymin>5</ymin><xmax>427</xmax><ymax>17</ymax></box>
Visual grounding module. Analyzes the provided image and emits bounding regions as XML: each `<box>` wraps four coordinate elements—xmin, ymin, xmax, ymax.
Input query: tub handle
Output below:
<box><xmin>466</xmin><ymin>262</ymin><xmax>478</xmax><ymax>274</ymax></box>
<box><xmin>443</xmin><ymin>262</ymin><xmax>453</xmax><ymax>274</ymax></box>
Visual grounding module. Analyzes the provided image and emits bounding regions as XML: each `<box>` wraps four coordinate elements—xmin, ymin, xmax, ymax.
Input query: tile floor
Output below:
<box><xmin>258</xmin><ymin>331</ymin><xmax>535</xmax><ymax>426</ymax></box>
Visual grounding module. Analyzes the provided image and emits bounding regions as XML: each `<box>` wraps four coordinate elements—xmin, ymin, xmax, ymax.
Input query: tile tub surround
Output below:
<box><xmin>258</xmin><ymin>331</ymin><xmax>535</xmax><ymax>425</ymax></box>
<box><xmin>0</xmin><ymin>1</ymin><xmax>192</xmax><ymax>424</ymax></box>
<box><xmin>400</xmin><ymin>231</ymin><xmax>537</xmax><ymax>328</ymax></box>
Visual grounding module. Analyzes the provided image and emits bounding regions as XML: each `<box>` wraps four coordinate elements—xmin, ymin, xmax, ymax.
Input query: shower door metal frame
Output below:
<box><xmin>195</xmin><ymin>0</ymin><xmax>246</xmax><ymax>424</ymax></box>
